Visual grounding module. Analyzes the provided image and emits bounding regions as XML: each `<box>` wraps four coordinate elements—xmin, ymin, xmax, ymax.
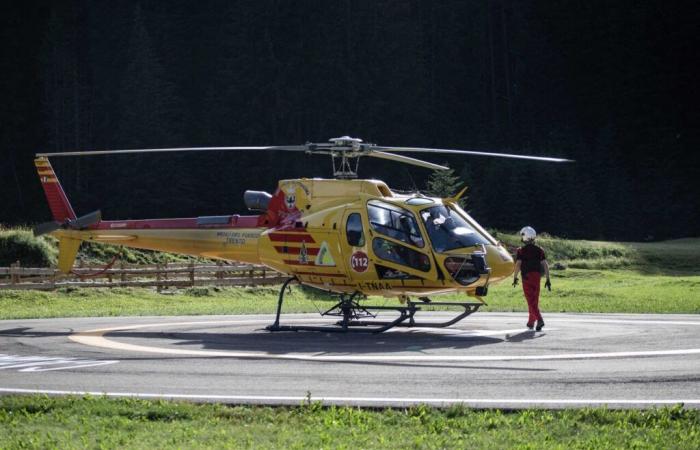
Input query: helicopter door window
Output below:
<box><xmin>372</xmin><ymin>238</ymin><xmax>431</xmax><ymax>272</ymax></box>
<box><xmin>346</xmin><ymin>213</ymin><xmax>365</xmax><ymax>247</ymax></box>
<box><xmin>367</xmin><ymin>200</ymin><xmax>424</xmax><ymax>248</ymax></box>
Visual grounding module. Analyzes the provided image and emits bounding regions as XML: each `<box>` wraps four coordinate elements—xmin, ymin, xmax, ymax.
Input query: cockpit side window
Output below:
<box><xmin>367</xmin><ymin>200</ymin><xmax>424</xmax><ymax>248</ymax></box>
<box><xmin>346</xmin><ymin>213</ymin><xmax>365</xmax><ymax>247</ymax></box>
<box><xmin>421</xmin><ymin>205</ymin><xmax>490</xmax><ymax>252</ymax></box>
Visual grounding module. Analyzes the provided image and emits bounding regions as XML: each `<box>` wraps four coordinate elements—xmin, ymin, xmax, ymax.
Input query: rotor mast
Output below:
<box><xmin>309</xmin><ymin>136</ymin><xmax>365</xmax><ymax>179</ymax></box>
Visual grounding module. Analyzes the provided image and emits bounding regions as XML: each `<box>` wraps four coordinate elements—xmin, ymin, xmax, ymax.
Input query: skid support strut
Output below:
<box><xmin>266</xmin><ymin>278</ymin><xmax>486</xmax><ymax>333</ymax></box>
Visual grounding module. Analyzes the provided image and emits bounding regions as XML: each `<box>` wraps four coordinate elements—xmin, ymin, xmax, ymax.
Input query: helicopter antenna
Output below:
<box><xmin>37</xmin><ymin>136</ymin><xmax>574</xmax><ymax>179</ymax></box>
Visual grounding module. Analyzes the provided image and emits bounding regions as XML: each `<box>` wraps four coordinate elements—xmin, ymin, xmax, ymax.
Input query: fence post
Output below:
<box><xmin>120</xmin><ymin>261</ymin><xmax>126</xmax><ymax>284</ymax></box>
<box><xmin>10</xmin><ymin>261</ymin><xmax>20</xmax><ymax>286</ymax></box>
<box><xmin>156</xmin><ymin>263</ymin><xmax>162</xmax><ymax>293</ymax></box>
<box><xmin>216</xmin><ymin>260</ymin><xmax>223</xmax><ymax>281</ymax></box>
<box><xmin>163</xmin><ymin>262</ymin><xmax>169</xmax><ymax>291</ymax></box>
<box><xmin>189</xmin><ymin>261</ymin><xmax>195</xmax><ymax>286</ymax></box>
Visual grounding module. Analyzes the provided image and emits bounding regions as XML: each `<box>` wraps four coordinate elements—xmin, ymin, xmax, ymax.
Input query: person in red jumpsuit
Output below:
<box><xmin>512</xmin><ymin>226</ymin><xmax>551</xmax><ymax>331</ymax></box>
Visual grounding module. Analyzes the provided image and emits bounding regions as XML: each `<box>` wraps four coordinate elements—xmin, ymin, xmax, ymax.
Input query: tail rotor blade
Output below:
<box><xmin>33</xmin><ymin>221</ymin><xmax>62</xmax><ymax>237</ymax></box>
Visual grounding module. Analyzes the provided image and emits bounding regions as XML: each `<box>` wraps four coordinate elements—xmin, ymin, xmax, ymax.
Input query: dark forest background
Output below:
<box><xmin>1</xmin><ymin>1</ymin><xmax>698</xmax><ymax>240</ymax></box>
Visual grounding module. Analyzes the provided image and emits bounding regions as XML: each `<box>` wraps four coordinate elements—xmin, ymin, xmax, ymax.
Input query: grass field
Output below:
<box><xmin>1</xmin><ymin>395</ymin><xmax>698</xmax><ymax>449</ymax></box>
<box><xmin>1</xmin><ymin>267</ymin><xmax>699</xmax><ymax>320</ymax></box>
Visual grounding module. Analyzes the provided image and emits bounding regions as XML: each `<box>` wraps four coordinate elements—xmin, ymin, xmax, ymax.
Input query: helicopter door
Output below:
<box><xmin>360</xmin><ymin>200</ymin><xmax>437</xmax><ymax>283</ymax></box>
<box><xmin>340</xmin><ymin>210</ymin><xmax>377</xmax><ymax>287</ymax></box>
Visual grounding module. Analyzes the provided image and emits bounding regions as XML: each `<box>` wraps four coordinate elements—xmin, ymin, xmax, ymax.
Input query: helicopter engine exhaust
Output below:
<box><xmin>244</xmin><ymin>190</ymin><xmax>272</xmax><ymax>212</ymax></box>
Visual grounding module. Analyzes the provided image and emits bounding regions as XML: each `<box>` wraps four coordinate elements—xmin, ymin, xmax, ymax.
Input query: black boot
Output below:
<box><xmin>536</xmin><ymin>320</ymin><xmax>545</xmax><ymax>331</ymax></box>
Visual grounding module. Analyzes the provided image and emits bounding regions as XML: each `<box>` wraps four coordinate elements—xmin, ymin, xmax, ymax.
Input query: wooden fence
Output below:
<box><xmin>0</xmin><ymin>261</ymin><xmax>288</xmax><ymax>291</ymax></box>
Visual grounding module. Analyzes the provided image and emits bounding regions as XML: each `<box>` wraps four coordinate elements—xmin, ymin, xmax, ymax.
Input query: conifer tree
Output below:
<box><xmin>425</xmin><ymin>165</ymin><xmax>467</xmax><ymax>207</ymax></box>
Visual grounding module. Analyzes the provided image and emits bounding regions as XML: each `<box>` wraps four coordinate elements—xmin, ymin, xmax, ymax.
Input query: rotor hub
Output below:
<box><xmin>305</xmin><ymin>137</ymin><xmax>374</xmax><ymax>179</ymax></box>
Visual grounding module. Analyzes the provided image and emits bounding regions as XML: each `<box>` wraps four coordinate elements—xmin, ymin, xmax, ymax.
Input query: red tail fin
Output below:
<box><xmin>34</xmin><ymin>157</ymin><xmax>76</xmax><ymax>222</ymax></box>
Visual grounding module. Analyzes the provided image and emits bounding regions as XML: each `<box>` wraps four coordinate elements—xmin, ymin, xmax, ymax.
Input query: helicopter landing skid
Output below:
<box><xmin>266</xmin><ymin>277</ymin><xmax>486</xmax><ymax>333</ymax></box>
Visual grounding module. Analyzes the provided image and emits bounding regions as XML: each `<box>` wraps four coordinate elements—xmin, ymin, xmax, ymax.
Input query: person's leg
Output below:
<box><xmin>527</xmin><ymin>272</ymin><xmax>544</xmax><ymax>329</ymax></box>
<box><xmin>532</xmin><ymin>274</ymin><xmax>542</xmax><ymax>322</ymax></box>
<box><xmin>523</xmin><ymin>273</ymin><xmax>540</xmax><ymax>326</ymax></box>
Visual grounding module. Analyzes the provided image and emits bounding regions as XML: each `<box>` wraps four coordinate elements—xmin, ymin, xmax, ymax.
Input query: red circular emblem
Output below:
<box><xmin>350</xmin><ymin>251</ymin><xmax>369</xmax><ymax>273</ymax></box>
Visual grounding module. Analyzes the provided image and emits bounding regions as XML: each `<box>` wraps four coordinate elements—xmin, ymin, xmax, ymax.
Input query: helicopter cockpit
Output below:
<box><xmin>419</xmin><ymin>204</ymin><xmax>490</xmax><ymax>253</ymax></box>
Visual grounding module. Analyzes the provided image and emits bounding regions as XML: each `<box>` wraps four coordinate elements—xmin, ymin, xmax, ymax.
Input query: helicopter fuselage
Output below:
<box><xmin>52</xmin><ymin>177</ymin><xmax>514</xmax><ymax>298</ymax></box>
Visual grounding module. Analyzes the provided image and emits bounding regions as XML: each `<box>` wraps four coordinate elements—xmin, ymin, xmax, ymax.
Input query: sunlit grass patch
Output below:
<box><xmin>1</xmin><ymin>395</ymin><xmax>698</xmax><ymax>449</ymax></box>
<box><xmin>1</xmin><ymin>267</ymin><xmax>699</xmax><ymax>319</ymax></box>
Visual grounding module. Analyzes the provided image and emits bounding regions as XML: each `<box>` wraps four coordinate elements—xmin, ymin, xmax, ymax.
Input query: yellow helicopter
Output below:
<box><xmin>33</xmin><ymin>136</ymin><xmax>572</xmax><ymax>332</ymax></box>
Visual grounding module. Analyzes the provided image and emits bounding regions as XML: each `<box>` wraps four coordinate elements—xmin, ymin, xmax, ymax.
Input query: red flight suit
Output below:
<box><xmin>516</xmin><ymin>243</ymin><xmax>545</xmax><ymax>325</ymax></box>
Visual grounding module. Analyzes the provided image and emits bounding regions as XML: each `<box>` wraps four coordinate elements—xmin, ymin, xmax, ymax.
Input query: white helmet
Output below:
<box><xmin>519</xmin><ymin>226</ymin><xmax>536</xmax><ymax>242</ymax></box>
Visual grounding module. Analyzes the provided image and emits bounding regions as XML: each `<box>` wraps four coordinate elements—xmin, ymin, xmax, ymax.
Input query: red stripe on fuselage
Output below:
<box><xmin>269</xmin><ymin>233</ymin><xmax>315</xmax><ymax>243</ymax></box>
<box><xmin>283</xmin><ymin>260</ymin><xmax>320</xmax><ymax>266</ymax></box>
<box><xmin>274</xmin><ymin>246</ymin><xmax>320</xmax><ymax>255</ymax></box>
<box><xmin>294</xmin><ymin>271</ymin><xmax>347</xmax><ymax>278</ymax></box>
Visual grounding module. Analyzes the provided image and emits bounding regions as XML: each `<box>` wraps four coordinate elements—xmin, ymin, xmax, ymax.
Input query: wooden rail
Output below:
<box><xmin>0</xmin><ymin>261</ymin><xmax>288</xmax><ymax>290</ymax></box>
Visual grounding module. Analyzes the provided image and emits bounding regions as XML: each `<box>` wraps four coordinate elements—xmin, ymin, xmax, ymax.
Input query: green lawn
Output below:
<box><xmin>1</xmin><ymin>267</ymin><xmax>699</xmax><ymax>319</ymax></box>
<box><xmin>1</xmin><ymin>395</ymin><xmax>698</xmax><ymax>449</ymax></box>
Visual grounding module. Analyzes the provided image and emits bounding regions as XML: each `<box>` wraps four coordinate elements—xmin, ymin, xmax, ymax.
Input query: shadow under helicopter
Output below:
<box><xmin>0</xmin><ymin>326</ymin><xmax>551</xmax><ymax>371</ymax></box>
<box><xmin>1</xmin><ymin>326</ymin><xmax>547</xmax><ymax>355</ymax></box>
<box><xmin>104</xmin><ymin>326</ymin><xmax>547</xmax><ymax>355</ymax></box>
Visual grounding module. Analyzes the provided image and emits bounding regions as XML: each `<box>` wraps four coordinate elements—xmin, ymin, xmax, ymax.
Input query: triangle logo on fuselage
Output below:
<box><xmin>314</xmin><ymin>241</ymin><xmax>336</xmax><ymax>266</ymax></box>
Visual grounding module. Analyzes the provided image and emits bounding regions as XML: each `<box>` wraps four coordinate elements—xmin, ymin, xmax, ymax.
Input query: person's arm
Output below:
<box><xmin>512</xmin><ymin>260</ymin><xmax>521</xmax><ymax>287</ymax></box>
<box><xmin>542</xmin><ymin>259</ymin><xmax>551</xmax><ymax>290</ymax></box>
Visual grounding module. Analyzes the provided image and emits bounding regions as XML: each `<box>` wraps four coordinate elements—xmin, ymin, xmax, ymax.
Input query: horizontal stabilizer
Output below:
<box><xmin>33</xmin><ymin>210</ymin><xmax>102</xmax><ymax>237</ymax></box>
<box><xmin>33</xmin><ymin>221</ymin><xmax>62</xmax><ymax>237</ymax></box>
<box><xmin>71</xmin><ymin>210</ymin><xmax>102</xmax><ymax>229</ymax></box>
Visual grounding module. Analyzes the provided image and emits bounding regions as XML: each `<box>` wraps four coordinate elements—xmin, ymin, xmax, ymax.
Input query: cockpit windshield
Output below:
<box><xmin>420</xmin><ymin>205</ymin><xmax>489</xmax><ymax>252</ymax></box>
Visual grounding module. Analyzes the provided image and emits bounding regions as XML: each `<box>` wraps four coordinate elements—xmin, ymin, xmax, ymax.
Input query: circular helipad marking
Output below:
<box><xmin>69</xmin><ymin>317</ymin><xmax>700</xmax><ymax>363</ymax></box>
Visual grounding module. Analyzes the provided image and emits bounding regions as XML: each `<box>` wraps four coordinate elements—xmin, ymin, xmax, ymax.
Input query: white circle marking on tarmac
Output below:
<box><xmin>69</xmin><ymin>317</ymin><xmax>700</xmax><ymax>363</ymax></box>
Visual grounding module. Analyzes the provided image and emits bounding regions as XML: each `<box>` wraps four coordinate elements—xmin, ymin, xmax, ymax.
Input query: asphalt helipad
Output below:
<box><xmin>1</xmin><ymin>312</ymin><xmax>700</xmax><ymax>408</ymax></box>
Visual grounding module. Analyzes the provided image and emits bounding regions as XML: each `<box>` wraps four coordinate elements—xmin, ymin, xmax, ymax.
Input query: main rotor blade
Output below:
<box><xmin>374</xmin><ymin>146</ymin><xmax>574</xmax><ymax>163</ymax></box>
<box><xmin>36</xmin><ymin>146</ymin><xmax>308</xmax><ymax>158</ymax></box>
<box><xmin>33</xmin><ymin>221</ymin><xmax>61</xmax><ymax>236</ymax></box>
<box><xmin>369</xmin><ymin>151</ymin><xmax>449</xmax><ymax>171</ymax></box>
